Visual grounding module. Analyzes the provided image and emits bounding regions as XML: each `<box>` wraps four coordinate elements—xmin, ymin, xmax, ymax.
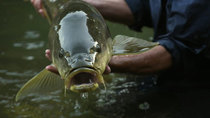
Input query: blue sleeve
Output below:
<box><xmin>125</xmin><ymin>0</ymin><xmax>152</xmax><ymax>31</ymax></box>
<box><xmin>157</xmin><ymin>0</ymin><xmax>210</xmax><ymax>70</ymax></box>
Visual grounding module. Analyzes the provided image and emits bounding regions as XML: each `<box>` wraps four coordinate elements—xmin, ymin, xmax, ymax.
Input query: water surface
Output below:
<box><xmin>1</xmin><ymin>0</ymin><xmax>210</xmax><ymax>118</ymax></box>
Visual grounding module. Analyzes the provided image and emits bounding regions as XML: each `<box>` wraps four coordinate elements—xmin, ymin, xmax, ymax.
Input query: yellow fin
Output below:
<box><xmin>16</xmin><ymin>69</ymin><xmax>64</xmax><ymax>101</ymax></box>
<box><xmin>113</xmin><ymin>35</ymin><xmax>159</xmax><ymax>55</ymax></box>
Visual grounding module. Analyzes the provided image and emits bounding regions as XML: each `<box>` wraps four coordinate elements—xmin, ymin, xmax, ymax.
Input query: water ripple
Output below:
<box><xmin>24</xmin><ymin>31</ymin><xmax>40</xmax><ymax>39</ymax></box>
<box><xmin>22</xmin><ymin>56</ymin><xmax>35</xmax><ymax>61</ymax></box>
<box><xmin>0</xmin><ymin>77</ymin><xmax>19</xmax><ymax>84</ymax></box>
<box><xmin>0</xmin><ymin>69</ymin><xmax>35</xmax><ymax>77</ymax></box>
<box><xmin>13</xmin><ymin>41</ymin><xmax>45</xmax><ymax>50</ymax></box>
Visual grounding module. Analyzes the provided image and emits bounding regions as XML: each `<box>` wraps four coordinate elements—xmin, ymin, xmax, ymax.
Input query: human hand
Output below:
<box><xmin>30</xmin><ymin>0</ymin><xmax>95</xmax><ymax>17</ymax></box>
<box><xmin>45</xmin><ymin>49</ymin><xmax>111</xmax><ymax>75</ymax></box>
<box><xmin>31</xmin><ymin>0</ymin><xmax>45</xmax><ymax>17</ymax></box>
<box><xmin>104</xmin><ymin>65</ymin><xmax>111</xmax><ymax>74</ymax></box>
<box><xmin>45</xmin><ymin>49</ymin><xmax>60</xmax><ymax>75</ymax></box>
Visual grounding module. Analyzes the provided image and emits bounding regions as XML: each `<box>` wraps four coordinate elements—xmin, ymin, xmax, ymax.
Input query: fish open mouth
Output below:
<box><xmin>71</xmin><ymin>72</ymin><xmax>96</xmax><ymax>85</ymax></box>
<box><xmin>65</xmin><ymin>67</ymin><xmax>103</xmax><ymax>92</ymax></box>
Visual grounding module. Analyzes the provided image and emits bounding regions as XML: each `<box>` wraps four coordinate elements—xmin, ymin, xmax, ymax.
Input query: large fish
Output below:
<box><xmin>15</xmin><ymin>0</ymin><xmax>158</xmax><ymax>101</ymax></box>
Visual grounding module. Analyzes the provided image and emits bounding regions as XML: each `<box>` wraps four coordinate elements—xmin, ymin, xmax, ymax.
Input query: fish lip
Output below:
<box><xmin>65</xmin><ymin>67</ymin><xmax>102</xmax><ymax>92</ymax></box>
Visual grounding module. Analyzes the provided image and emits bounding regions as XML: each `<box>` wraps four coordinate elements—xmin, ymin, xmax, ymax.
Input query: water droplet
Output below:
<box><xmin>74</xmin><ymin>100</ymin><xmax>81</xmax><ymax>110</ymax></box>
<box><xmin>139</xmin><ymin>102</ymin><xmax>150</xmax><ymax>111</ymax></box>
<box><xmin>59</xmin><ymin>5</ymin><xmax>64</xmax><ymax>10</ymax></box>
<box><xmin>80</xmin><ymin>92</ymin><xmax>88</xmax><ymax>99</ymax></box>
<box><xmin>89</xmin><ymin>79</ymin><xmax>92</xmax><ymax>83</ymax></box>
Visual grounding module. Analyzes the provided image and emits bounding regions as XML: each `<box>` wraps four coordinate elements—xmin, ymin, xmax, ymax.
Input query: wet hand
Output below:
<box><xmin>30</xmin><ymin>0</ymin><xmax>45</xmax><ymax>17</ymax></box>
<box><xmin>45</xmin><ymin>49</ymin><xmax>60</xmax><ymax>75</ymax></box>
<box><xmin>104</xmin><ymin>65</ymin><xmax>111</xmax><ymax>74</ymax></box>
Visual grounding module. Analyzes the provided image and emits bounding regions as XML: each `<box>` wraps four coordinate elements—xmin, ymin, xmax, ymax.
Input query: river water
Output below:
<box><xmin>1</xmin><ymin>0</ymin><xmax>210</xmax><ymax>118</ymax></box>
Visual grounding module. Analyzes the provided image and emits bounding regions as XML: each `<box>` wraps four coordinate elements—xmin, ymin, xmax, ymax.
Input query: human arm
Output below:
<box><xmin>156</xmin><ymin>0</ymin><xmax>210</xmax><ymax>75</ymax></box>
<box><xmin>109</xmin><ymin>45</ymin><xmax>172</xmax><ymax>74</ymax></box>
<box><xmin>31</xmin><ymin>0</ymin><xmax>134</xmax><ymax>25</ymax></box>
<box><xmin>122</xmin><ymin>0</ymin><xmax>210</xmax><ymax>76</ymax></box>
<box><xmin>83</xmin><ymin>0</ymin><xmax>134</xmax><ymax>25</ymax></box>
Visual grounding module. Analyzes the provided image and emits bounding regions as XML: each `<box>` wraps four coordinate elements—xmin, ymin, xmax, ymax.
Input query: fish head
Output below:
<box><xmin>49</xmin><ymin>4</ymin><xmax>112</xmax><ymax>92</ymax></box>
<box><xmin>62</xmin><ymin>48</ymin><xmax>106</xmax><ymax>92</ymax></box>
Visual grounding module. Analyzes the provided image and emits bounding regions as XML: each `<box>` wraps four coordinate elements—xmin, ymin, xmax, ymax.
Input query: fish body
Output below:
<box><xmin>15</xmin><ymin>0</ymin><xmax>158</xmax><ymax>101</ymax></box>
<box><xmin>48</xmin><ymin>1</ymin><xmax>112</xmax><ymax>92</ymax></box>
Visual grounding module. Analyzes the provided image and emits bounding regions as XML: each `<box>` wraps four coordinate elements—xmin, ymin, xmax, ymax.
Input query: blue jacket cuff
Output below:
<box><xmin>157</xmin><ymin>38</ymin><xmax>182</xmax><ymax>68</ymax></box>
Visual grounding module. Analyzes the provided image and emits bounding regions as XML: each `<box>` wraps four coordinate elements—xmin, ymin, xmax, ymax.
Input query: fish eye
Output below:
<box><xmin>96</xmin><ymin>44</ymin><xmax>101</xmax><ymax>52</ymax></box>
<box><xmin>90</xmin><ymin>44</ymin><xmax>101</xmax><ymax>53</ymax></box>
<box><xmin>59</xmin><ymin>48</ymin><xmax>65</xmax><ymax>58</ymax></box>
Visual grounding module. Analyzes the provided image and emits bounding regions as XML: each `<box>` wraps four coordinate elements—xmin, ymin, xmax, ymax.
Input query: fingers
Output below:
<box><xmin>31</xmin><ymin>0</ymin><xmax>42</xmax><ymax>9</ymax></box>
<box><xmin>31</xmin><ymin>0</ymin><xmax>45</xmax><ymax>17</ymax></box>
<box><xmin>45</xmin><ymin>48</ymin><xmax>112</xmax><ymax>76</ymax></box>
<box><xmin>103</xmin><ymin>65</ymin><xmax>111</xmax><ymax>74</ymax></box>
<box><xmin>45</xmin><ymin>49</ymin><xmax>60</xmax><ymax>76</ymax></box>
<box><xmin>46</xmin><ymin>65</ymin><xmax>60</xmax><ymax>76</ymax></box>
<box><xmin>38</xmin><ymin>9</ymin><xmax>45</xmax><ymax>17</ymax></box>
<box><xmin>45</xmin><ymin>49</ymin><xmax>51</xmax><ymax>61</ymax></box>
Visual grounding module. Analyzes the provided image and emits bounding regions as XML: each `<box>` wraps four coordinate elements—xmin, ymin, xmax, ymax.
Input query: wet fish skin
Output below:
<box><xmin>47</xmin><ymin>0</ymin><xmax>112</xmax><ymax>92</ymax></box>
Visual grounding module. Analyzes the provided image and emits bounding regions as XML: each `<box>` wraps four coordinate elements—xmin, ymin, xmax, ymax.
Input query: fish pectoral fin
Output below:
<box><xmin>112</xmin><ymin>35</ymin><xmax>159</xmax><ymax>55</ymax></box>
<box><xmin>16</xmin><ymin>69</ymin><xmax>64</xmax><ymax>101</ymax></box>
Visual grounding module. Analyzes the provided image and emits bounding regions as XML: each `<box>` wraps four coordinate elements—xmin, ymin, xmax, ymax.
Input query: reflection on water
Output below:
<box><xmin>13</xmin><ymin>41</ymin><xmax>45</xmax><ymax>50</ymax></box>
<box><xmin>24</xmin><ymin>31</ymin><xmax>40</xmax><ymax>39</ymax></box>
<box><xmin>1</xmin><ymin>0</ymin><xmax>210</xmax><ymax>118</ymax></box>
